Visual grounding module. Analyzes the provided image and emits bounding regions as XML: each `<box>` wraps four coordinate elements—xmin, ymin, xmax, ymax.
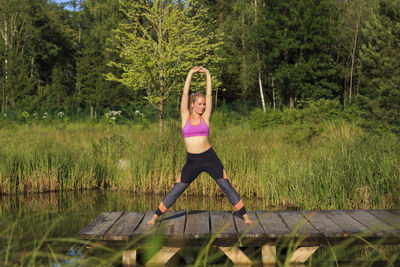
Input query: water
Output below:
<box><xmin>2</xmin><ymin>191</ymin><xmax>398</xmax><ymax>266</ymax></box>
<box><xmin>0</xmin><ymin>190</ymin><xmax>272</xmax><ymax>266</ymax></box>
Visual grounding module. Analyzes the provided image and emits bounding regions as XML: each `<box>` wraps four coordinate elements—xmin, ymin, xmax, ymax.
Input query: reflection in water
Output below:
<box><xmin>0</xmin><ymin>190</ymin><xmax>276</xmax><ymax>216</ymax></box>
<box><xmin>1</xmin><ymin>191</ymin><xmax>398</xmax><ymax>266</ymax></box>
<box><xmin>0</xmin><ymin>190</ymin><xmax>275</xmax><ymax>266</ymax></box>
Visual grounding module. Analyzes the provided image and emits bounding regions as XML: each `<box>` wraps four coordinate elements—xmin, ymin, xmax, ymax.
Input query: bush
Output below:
<box><xmin>249</xmin><ymin>108</ymin><xmax>283</xmax><ymax>130</ymax></box>
<box><xmin>297</xmin><ymin>98</ymin><xmax>341</xmax><ymax>123</ymax></box>
<box><xmin>249</xmin><ymin>109</ymin><xmax>268</xmax><ymax>130</ymax></box>
<box><xmin>283</xmin><ymin>122</ymin><xmax>322</xmax><ymax>145</ymax></box>
<box><xmin>281</xmin><ymin>108</ymin><xmax>301</xmax><ymax>124</ymax></box>
<box><xmin>211</xmin><ymin>111</ymin><xmax>228</xmax><ymax>128</ymax></box>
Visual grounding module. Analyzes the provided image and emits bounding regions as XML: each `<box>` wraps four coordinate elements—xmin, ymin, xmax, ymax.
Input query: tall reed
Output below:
<box><xmin>0</xmin><ymin>119</ymin><xmax>399</xmax><ymax>210</ymax></box>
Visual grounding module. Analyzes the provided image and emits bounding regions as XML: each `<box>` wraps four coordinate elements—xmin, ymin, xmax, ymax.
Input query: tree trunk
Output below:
<box><xmin>157</xmin><ymin>0</ymin><xmax>164</xmax><ymax>135</ymax></box>
<box><xmin>90</xmin><ymin>105</ymin><xmax>93</xmax><ymax>118</ymax></box>
<box><xmin>241</xmin><ymin>11</ymin><xmax>247</xmax><ymax>99</ymax></box>
<box><xmin>2</xmin><ymin>56</ymin><xmax>6</xmax><ymax>113</ymax></box>
<box><xmin>158</xmin><ymin>100</ymin><xmax>164</xmax><ymax>136</ymax></box>
<box><xmin>289</xmin><ymin>96</ymin><xmax>295</xmax><ymax>109</ymax></box>
<box><xmin>258</xmin><ymin>70</ymin><xmax>265</xmax><ymax>112</ymax></box>
<box><xmin>30</xmin><ymin>56</ymin><xmax>34</xmax><ymax>77</ymax></box>
<box><xmin>272</xmin><ymin>77</ymin><xmax>276</xmax><ymax>110</ymax></box>
<box><xmin>215</xmin><ymin>0</ymin><xmax>223</xmax><ymax>109</ymax></box>
<box><xmin>1</xmin><ymin>20</ymin><xmax>8</xmax><ymax>114</ymax></box>
<box><xmin>349</xmin><ymin>12</ymin><xmax>361</xmax><ymax>103</ymax></box>
<box><xmin>255</xmin><ymin>0</ymin><xmax>265</xmax><ymax>112</ymax></box>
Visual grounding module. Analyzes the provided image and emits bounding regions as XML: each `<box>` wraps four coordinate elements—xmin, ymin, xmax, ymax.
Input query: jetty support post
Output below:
<box><xmin>219</xmin><ymin>247</ymin><xmax>252</xmax><ymax>266</ymax></box>
<box><xmin>262</xmin><ymin>245</ymin><xmax>276</xmax><ymax>265</ymax></box>
<box><xmin>122</xmin><ymin>250</ymin><xmax>137</xmax><ymax>267</ymax></box>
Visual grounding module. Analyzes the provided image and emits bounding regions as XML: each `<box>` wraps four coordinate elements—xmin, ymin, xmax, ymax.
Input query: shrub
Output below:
<box><xmin>249</xmin><ymin>108</ymin><xmax>283</xmax><ymax>130</ymax></box>
<box><xmin>297</xmin><ymin>98</ymin><xmax>341</xmax><ymax>123</ymax></box>
<box><xmin>211</xmin><ymin>111</ymin><xmax>228</xmax><ymax>128</ymax></box>
<box><xmin>249</xmin><ymin>109</ymin><xmax>268</xmax><ymax>130</ymax></box>
<box><xmin>283</xmin><ymin>122</ymin><xmax>321</xmax><ymax>145</ymax></box>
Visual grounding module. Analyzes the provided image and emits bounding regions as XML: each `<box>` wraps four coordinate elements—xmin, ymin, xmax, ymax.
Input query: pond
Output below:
<box><xmin>0</xmin><ymin>190</ymin><xmax>272</xmax><ymax>266</ymax></box>
<box><xmin>1</xmin><ymin>191</ymin><xmax>398</xmax><ymax>266</ymax></box>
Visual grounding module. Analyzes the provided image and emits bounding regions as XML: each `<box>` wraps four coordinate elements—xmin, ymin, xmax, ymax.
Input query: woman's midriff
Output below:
<box><xmin>184</xmin><ymin>136</ymin><xmax>212</xmax><ymax>154</ymax></box>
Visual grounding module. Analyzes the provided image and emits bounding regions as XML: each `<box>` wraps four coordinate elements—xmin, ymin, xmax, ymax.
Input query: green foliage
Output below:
<box><xmin>20</xmin><ymin>111</ymin><xmax>30</xmax><ymax>123</ymax></box>
<box><xmin>249</xmin><ymin>108</ymin><xmax>282</xmax><ymax>130</ymax></box>
<box><xmin>0</xmin><ymin>0</ymin><xmax>398</xmax><ymax>134</ymax></box>
<box><xmin>210</xmin><ymin>111</ymin><xmax>228</xmax><ymax>128</ymax></box>
<box><xmin>296</xmin><ymin>98</ymin><xmax>342</xmax><ymax>123</ymax></box>
<box><xmin>106</xmin><ymin>0</ymin><xmax>224</xmax><ymax>132</ymax></box>
<box><xmin>283</xmin><ymin>122</ymin><xmax>321</xmax><ymax>145</ymax></box>
<box><xmin>249</xmin><ymin>99</ymin><xmax>344</xmax><ymax>130</ymax></box>
<box><xmin>358</xmin><ymin>0</ymin><xmax>400</xmax><ymax>134</ymax></box>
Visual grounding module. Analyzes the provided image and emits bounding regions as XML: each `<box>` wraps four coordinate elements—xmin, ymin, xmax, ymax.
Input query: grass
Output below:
<box><xmin>0</xmin><ymin>118</ymin><xmax>399</xmax><ymax>210</ymax></box>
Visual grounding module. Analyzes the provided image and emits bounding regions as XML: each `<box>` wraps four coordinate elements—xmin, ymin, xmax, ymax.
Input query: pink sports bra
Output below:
<box><xmin>182</xmin><ymin>116</ymin><xmax>209</xmax><ymax>138</ymax></box>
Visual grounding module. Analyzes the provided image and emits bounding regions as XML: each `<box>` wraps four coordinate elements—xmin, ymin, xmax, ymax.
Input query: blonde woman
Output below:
<box><xmin>148</xmin><ymin>66</ymin><xmax>252</xmax><ymax>225</ymax></box>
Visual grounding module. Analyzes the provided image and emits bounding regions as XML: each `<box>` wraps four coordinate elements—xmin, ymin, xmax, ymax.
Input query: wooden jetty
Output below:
<box><xmin>79</xmin><ymin>209</ymin><xmax>400</xmax><ymax>266</ymax></box>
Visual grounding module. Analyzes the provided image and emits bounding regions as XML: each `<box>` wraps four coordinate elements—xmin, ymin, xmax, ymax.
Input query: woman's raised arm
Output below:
<box><xmin>181</xmin><ymin>67</ymin><xmax>200</xmax><ymax>119</ymax></box>
<box><xmin>199</xmin><ymin>67</ymin><xmax>212</xmax><ymax>120</ymax></box>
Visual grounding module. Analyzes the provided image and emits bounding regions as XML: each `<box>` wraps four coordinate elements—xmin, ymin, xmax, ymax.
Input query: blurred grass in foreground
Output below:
<box><xmin>1</xmin><ymin>196</ymin><xmax>400</xmax><ymax>266</ymax></box>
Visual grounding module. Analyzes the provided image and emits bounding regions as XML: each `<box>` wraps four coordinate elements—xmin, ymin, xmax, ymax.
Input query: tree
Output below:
<box><xmin>107</xmin><ymin>0</ymin><xmax>223</xmax><ymax>134</ymax></box>
<box><xmin>333</xmin><ymin>0</ymin><xmax>371</xmax><ymax>103</ymax></box>
<box><xmin>358</xmin><ymin>0</ymin><xmax>400</xmax><ymax>133</ymax></box>
<box><xmin>0</xmin><ymin>0</ymin><xmax>35</xmax><ymax>112</ymax></box>
<box><xmin>220</xmin><ymin>0</ymin><xmax>257</xmax><ymax>102</ymax></box>
<box><xmin>271</xmin><ymin>0</ymin><xmax>338</xmax><ymax>108</ymax></box>
<box><xmin>76</xmin><ymin>0</ymin><xmax>130</xmax><ymax>116</ymax></box>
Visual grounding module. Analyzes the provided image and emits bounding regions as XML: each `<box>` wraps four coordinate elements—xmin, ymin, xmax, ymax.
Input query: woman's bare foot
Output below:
<box><xmin>243</xmin><ymin>214</ymin><xmax>253</xmax><ymax>224</ymax></box>
<box><xmin>147</xmin><ymin>214</ymin><xmax>158</xmax><ymax>225</ymax></box>
<box><xmin>147</xmin><ymin>219</ymin><xmax>156</xmax><ymax>225</ymax></box>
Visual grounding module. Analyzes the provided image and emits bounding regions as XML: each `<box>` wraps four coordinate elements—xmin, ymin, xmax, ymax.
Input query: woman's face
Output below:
<box><xmin>192</xmin><ymin>97</ymin><xmax>206</xmax><ymax>115</ymax></box>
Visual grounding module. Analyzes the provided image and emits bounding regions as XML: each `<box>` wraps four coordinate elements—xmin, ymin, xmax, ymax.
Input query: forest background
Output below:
<box><xmin>1</xmin><ymin>2</ymin><xmax>400</xmax><ymax>265</ymax></box>
<box><xmin>0</xmin><ymin>0</ymin><xmax>399</xmax><ymax>134</ymax></box>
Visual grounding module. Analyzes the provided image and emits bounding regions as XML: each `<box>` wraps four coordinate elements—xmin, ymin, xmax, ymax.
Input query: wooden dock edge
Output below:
<box><xmin>120</xmin><ymin>244</ymin><xmax>322</xmax><ymax>266</ymax></box>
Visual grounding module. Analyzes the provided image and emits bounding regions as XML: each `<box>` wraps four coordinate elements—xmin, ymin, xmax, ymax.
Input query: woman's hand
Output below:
<box><xmin>189</xmin><ymin>66</ymin><xmax>209</xmax><ymax>74</ymax></box>
<box><xmin>189</xmin><ymin>66</ymin><xmax>202</xmax><ymax>74</ymax></box>
<box><xmin>198</xmin><ymin>66</ymin><xmax>210</xmax><ymax>74</ymax></box>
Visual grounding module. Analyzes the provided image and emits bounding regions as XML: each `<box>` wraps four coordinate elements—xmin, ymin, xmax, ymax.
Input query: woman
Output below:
<box><xmin>147</xmin><ymin>66</ymin><xmax>252</xmax><ymax>225</ymax></box>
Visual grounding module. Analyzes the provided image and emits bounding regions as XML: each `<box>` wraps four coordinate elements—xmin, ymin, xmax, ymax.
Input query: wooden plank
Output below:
<box><xmin>184</xmin><ymin>210</ymin><xmax>210</xmax><ymax>239</ymax></box>
<box><xmin>104</xmin><ymin>212</ymin><xmax>145</xmax><ymax>241</ymax></box>
<box><xmin>219</xmin><ymin>247</ymin><xmax>252</xmax><ymax>266</ymax></box>
<box><xmin>256</xmin><ymin>211</ymin><xmax>291</xmax><ymax>238</ymax></box>
<box><xmin>347</xmin><ymin>210</ymin><xmax>396</xmax><ymax>235</ymax></box>
<box><xmin>210</xmin><ymin>211</ymin><xmax>236</xmax><ymax>239</ymax></box>
<box><xmin>78</xmin><ymin>212</ymin><xmax>123</xmax><ymax>237</ymax></box>
<box><xmin>157</xmin><ymin>210</ymin><xmax>186</xmax><ymax>239</ymax></box>
<box><xmin>391</xmin><ymin>210</ymin><xmax>400</xmax><ymax>230</ymax></box>
<box><xmin>304</xmin><ymin>211</ymin><xmax>344</xmax><ymax>237</ymax></box>
<box><xmin>391</xmin><ymin>210</ymin><xmax>400</xmax><ymax>217</ymax></box>
<box><xmin>369</xmin><ymin>210</ymin><xmax>400</xmax><ymax>233</ymax></box>
<box><xmin>278</xmin><ymin>210</ymin><xmax>319</xmax><ymax>235</ymax></box>
<box><xmin>289</xmin><ymin>246</ymin><xmax>319</xmax><ymax>263</ymax></box>
<box><xmin>132</xmin><ymin>211</ymin><xmax>163</xmax><ymax>238</ymax></box>
<box><xmin>234</xmin><ymin>211</ymin><xmax>265</xmax><ymax>239</ymax></box>
<box><xmin>323</xmin><ymin>210</ymin><xmax>368</xmax><ymax>234</ymax></box>
<box><xmin>145</xmin><ymin>247</ymin><xmax>181</xmax><ymax>266</ymax></box>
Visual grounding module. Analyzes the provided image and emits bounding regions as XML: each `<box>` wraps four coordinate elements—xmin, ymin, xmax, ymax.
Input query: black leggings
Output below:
<box><xmin>159</xmin><ymin>147</ymin><xmax>242</xmax><ymax>211</ymax></box>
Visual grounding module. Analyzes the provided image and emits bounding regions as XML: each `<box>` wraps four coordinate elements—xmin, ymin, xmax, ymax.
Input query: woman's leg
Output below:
<box><xmin>214</xmin><ymin>174</ymin><xmax>252</xmax><ymax>224</ymax></box>
<box><xmin>148</xmin><ymin>162</ymin><xmax>201</xmax><ymax>225</ymax></box>
<box><xmin>205</xmin><ymin>149</ymin><xmax>252</xmax><ymax>224</ymax></box>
